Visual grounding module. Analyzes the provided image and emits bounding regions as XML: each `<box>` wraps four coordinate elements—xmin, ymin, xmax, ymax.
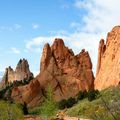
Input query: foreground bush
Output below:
<box><xmin>0</xmin><ymin>101</ymin><xmax>24</xmax><ymax>120</ymax></box>
<box><xmin>66</xmin><ymin>97</ymin><xmax>77</xmax><ymax>108</ymax></box>
<box><xmin>66</xmin><ymin>86</ymin><xmax>120</xmax><ymax>119</ymax></box>
<box><xmin>88</xmin><ymin>90</ymin><xmax>99</xmax><ymax>101</ymax></box>
<box><xmin>58</xmin><ymin>99</ymin><xmax>67</xmax><ymax>110</ymax></box>
<box><xmin>58</xmin><ymin>97</ymin><xmax>77</xmax><ymax>109</ymax></box>
<box><xmin>77</xmin><ymin>91</ymin><xmax>87</xmax><ymax>101</ymax></box>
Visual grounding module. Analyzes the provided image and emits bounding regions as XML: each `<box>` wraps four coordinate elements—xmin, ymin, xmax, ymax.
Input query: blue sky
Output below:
<box><xmin>0</xmin><ymin>0</ymin><xmax>120</xmax><ymax>76</ymax></box>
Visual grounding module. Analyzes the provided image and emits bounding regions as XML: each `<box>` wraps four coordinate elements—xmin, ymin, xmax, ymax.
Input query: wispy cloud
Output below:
<box><xmin>70</xmin><ymin>22</ymin><xmax>82</xmax><ymax>31</ymax></box>
<box><xmin>74</xmin><ymin>0</ymin><xmax>120</xmax><ymax>33</ymax></box>
<box><xmin>74</xmin><ymin>0</ymin><xmax>92</xmax><ymax>10</ymax></box>
<box><xmin>25</xmin><ymin>32</ymin><xmax>102</xmax><ymax>74</ymax></box>
<box><xmin>10</xmin><ymin>47</ymin><xmax>21</xmax><ymax>54</ymax></box>
<box><xmin>0</xmin><ymin>24</ymin><xmax>22</xmax><ymax>32</ymax></box>
<box><xmin>33</xmin><ymin>70</ymin><xmax>39</xmax><ymax>77</ymax></box>
<box><xmin>26</xmin><ymin>36</ymin><xmax>54</xmax><ymax>53</ymax></box>
<box><xmin>0</xmin><ymin>26</ymin><xmax>13</xmax><ymax>32</ymax></box>
<box><xmin>14</xmin><ymin>24</ymin><xmax>22</xmax><ymax>29</ymax></box>
<box><xmin>49</xmin><ymin>30</ymin><xmax>69</xmax><ymax>36</ymax></box>
<box><xmin>25</xmin><ymin>0</ymin><xmax>120</xmax><ymax>74</ymax></box>
<box><xmin>32</xmin><ymin>24</ymin><xmax>39</xmax><ymax>29</ymax></box>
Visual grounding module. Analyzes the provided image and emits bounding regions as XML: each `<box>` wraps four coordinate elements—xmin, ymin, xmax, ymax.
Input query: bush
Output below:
<box><xmin>66</xmin><ymin>97</ymin><xmax>76</xmax><ymax>108</ymax></box>
<box><xmin>0</xmin><ymin>101</ymin><xmax>24</xmax><ymax>120</ymax></box>
<box><xmin>58</xmin><ymin>97</ymin><xmax>77</xmax><ymax>109</ymax></box>
<box><xmin>77</xmin><ymin>91</ymin><xmax>87</xmax><ymax>101</ymax></box>
<box><xmin>88</xmin><ymin>90</ymin><xmax>99</xmax><ymax>101</ymax></box>
<box><xmin>58</xmin><ymin>99</ymin><xmax>67</xmax><ymax>110</ymax></box>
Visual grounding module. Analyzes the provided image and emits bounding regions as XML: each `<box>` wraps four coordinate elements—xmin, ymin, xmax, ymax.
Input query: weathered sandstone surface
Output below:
<box><xmin>2</xmin><ymin>59</ymin><xmax>33</xmax><ymax>85</ymax></box>
<box><xmin>95</xmin><ymin>26</ymin><xmax>120</xmax><ymax>90</ymax></box>
<box><xmin>11</xmin><ymin>38</ymin><xmax>94</xmax><ymax>107</ymax></box>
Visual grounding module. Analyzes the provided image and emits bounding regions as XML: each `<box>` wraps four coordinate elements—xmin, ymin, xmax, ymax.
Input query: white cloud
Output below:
<box><xmin>25</xmin><ymin>32</ymin><xmax>102</xmax><ymax>74</ymax></box>
<box><xmin>0</xmin><ymin>26</ymin><xmax>13</xmax><ymax>32</ymax></box>
<box><xmin>33</xmin><ymin>70</ymin><xmax>39</xmax><ymax>77</ymax></box>
<box><xmin>10</xmin><ymin>47</ymin><xmax>21</xmax><ymax>54</ymax></box>
<box><xmin>74</xmin><ymin>0</ymin><xmax>92</xmax><ymax>10</ymax></box>
<box><xmin>72</xmin><ymin>0</ymin><xmax>120</xmax><ymax>73</ymax></box>
<box><xmin>74</xmin><ymin>0</ymin><xmax>120</xmax><ymax>33</ymax></box>
<box><xmin>70</xmin><ymin>22</ymin><xmax>82</xmax><ymax>31</ymax></box>
<box><xmin>32</xmin><ymin>24</ymin><xmax>39</xmax><ymax>29</ymax></box>
<box><xmin>26</xmin><ymin>36</ymin><xmax>57</xmax><ymax>51</ymax></box>
<box><xmin>26</xmin><ymin>0</ymin><xmax>120</xmax><ymax>75</ymax></box>
<box><xmin>49</xmin><ymin>30</ymin><xmax>69</xmax><ymax>36</ymax></box>
<box><xmin>0</xmin><ymin>24</ymin><xmax>22</xmax><ymax>32</ymax></box>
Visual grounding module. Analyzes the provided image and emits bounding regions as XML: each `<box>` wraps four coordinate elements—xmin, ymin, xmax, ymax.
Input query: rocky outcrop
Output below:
<box><xmin>95</xmin><ymin>26</ymin><xmax>120</xmax><ymax>90</ymax></box>
<box><xmin>2</xmin><ymin>59</ymin><xmax>33</xmax><ymax>85</ymax></box>
<box><xmin>11</xmin><ymin>79</ymin><xmax>43</xmax><ymax>107</ymax></box>
<box><xmin>96</xmin><ymin>39</ymin><xmax>106</xmax><ymax>76</ymax></box>
<box><xmin>11</xmin><ymin>38</ymin><xmax>94</xmax><ymax>107</ymax></box>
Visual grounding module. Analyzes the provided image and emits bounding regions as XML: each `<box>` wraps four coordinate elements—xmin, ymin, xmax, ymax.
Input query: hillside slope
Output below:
<box><xmin>66</xmin><ymin>86</ymin><xmax>120</xmax><ymax>119</ymax></box>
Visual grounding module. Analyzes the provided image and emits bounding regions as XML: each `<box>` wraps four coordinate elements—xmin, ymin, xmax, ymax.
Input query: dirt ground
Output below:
<box><xmin>24</xmin><ymin>115</ymin><xmax>90</xmax><ymax>120</ymax></box>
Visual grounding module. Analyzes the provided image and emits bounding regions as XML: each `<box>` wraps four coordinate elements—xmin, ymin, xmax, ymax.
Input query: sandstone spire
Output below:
<box><xmin>40</xmin><ymin>43</ymin><xmax>52</xmax><ymax>72</ymax></box>
<box><xmin>95</xmin><ymin>26</ymin><xmax>120</xmax><ymax>90</ymax></box>
<box><xmin>2</xmin><ymin>59</ymin><xmax>33</xmax><ymax>85</ymax></box>
<box><xmin>96</xmin><ymin>39</ymin><xmax>106</xmax><ymax>76</ymax></box>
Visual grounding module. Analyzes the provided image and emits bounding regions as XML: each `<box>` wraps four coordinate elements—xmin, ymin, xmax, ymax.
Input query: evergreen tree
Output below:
<box><xmin>40</xmin><ymin>85</ymin><xmax>57</xmax><ymax>116</ymax></box>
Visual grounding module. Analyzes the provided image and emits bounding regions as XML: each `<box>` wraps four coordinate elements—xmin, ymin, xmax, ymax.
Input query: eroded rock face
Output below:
<box><xmin>96</xmin><ymin>39</ymin><xmax>106</xmax><ymax>76</ymax></box>
<box><xmin>11</xmin><ymin>38</ymin><xmax>94</xmax><ymax>107</ymax></box>
<box><xmin>95</xmin><ymin>26</ymin><xmax>120</xmax><ymax>90</ymax></box>
<box><xmin>11</xmin><ymin>79</ymin><xmax>43</xmax><ymax>107</ymax></box>
<box><xmin>2</xmin><ymin>59</ymin><xmax>33</xmax><ymax>85</ymax></box>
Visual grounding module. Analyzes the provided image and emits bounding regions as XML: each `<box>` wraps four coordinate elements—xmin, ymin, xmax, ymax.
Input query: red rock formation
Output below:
<box><xmin>2</xmin><ymin>59</ymin><xmax>33</xmax><ymax>85</ymax></box>
<box><xmin>96</xmin><ymin>39</ymin><xmax>106</xmax><ymax>76</ymax></box>
<box><xmin>11</xmin><ymin>79</ymin><xmax>43</xmax><ymax>107</ymax></box>
<box><xmin>95</xmin><ymin>26</ymin><xmax>120</xmax><ymax>90</ymax></box>
<box><xmin>11</xmin><ymin>38</ymin><xmax>94</xmax><ymax>107</ymax></box>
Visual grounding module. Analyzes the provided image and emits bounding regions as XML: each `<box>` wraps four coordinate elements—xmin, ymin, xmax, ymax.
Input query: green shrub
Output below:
<box><xmin>88</xmin><ymin>90</ymin><xmax>99</xmax><ymax>101</ymax></box>
<box><xmin>77</xmin><ymin>91</ymin><xmax>84</xmax><ymax>100</ymax></box>
<box><xmin>0</xmin><ymin>101</ymin><xmax>24</xmax><ymax>120</ymax></box>
<box><xmin>66</xmin><ymin>97</ymin><xmax>76</xmax><ymax>108</ymax></box>
<box><xmin>58</xmin><ymin>99</ymin><xmax>67</xmax><ymax>110</ymax></box>
<box><xmin>58</xmin><ymin>97</ymin><xmax>77</xmax><ymax>109</ymax></box>
<box><xmin>66</xmin><ymin>87</ymin><xmax>120</xmax><ymax>119</ymax></box>
<box><xmin>77</xmin><ymin>91</ymin><xmax>88</xmax><ymax>101</ymax></box>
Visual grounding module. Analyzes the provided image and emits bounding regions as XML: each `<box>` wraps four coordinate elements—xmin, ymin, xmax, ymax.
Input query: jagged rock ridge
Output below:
<box><xmin>11</xmin><ymin>38</ymin><xmax>94</xmax><ymax>107</ymax></box>
<box><xmin>95</xmin><ymin>26</ymin><xmax>120</xmax><ymax>90</ymax></box>
<box><xmin>2</xmin><ymin>59</ymin><xmax>33</xmax><ymax>85</ymax></box>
